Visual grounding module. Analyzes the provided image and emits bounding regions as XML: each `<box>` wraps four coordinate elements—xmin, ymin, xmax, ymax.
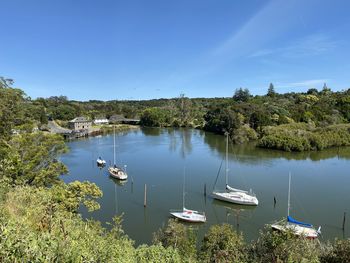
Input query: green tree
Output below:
<box><xmin>204</xmin><ymin>107</ymin><xmax>241</xmax><ymax>135</ymax></box>
<box><xmin>249</xmin><ymin>227</ymin><xmax>321</xmax><ymax>263</ymax></box>
<box><xmin>249</xmin><ymin>109</ymin><xmax>273</xmax><ymax>131</ymax></box>
<box><xmin>233</xmin><ymin>88</ymin><xmax>250</xmax><ymax>102</ymax></box>
<box><xmin>199</xmin><ymin>224</ymin><xmax>247</xmax><ymax>263</ymax></box>
<box><xmin>307</xmin><ymin>88</ymin><xmax>319</xmax><ymax>95</ymax></box>
<box><xmin>0</xmin><ymin>80</ymin><xmax>26</xmax><ymax>139</ymax></box>
<box><xmin>153</xmin><ymin>219</ymin><xmax>197</xmax><ymax>261</ymax></box>
<box><xmin>140</xmin><ymin>107</ymin><xmax>171</xmax><ymax>127</ymax></box>
<box><xmin>267</xmin><ymin>83</ymin><xmax>276</xmax><ymax>97</ymax></box>
<box><xmin>0</xmin><ymin>133</ymin><xmax>68</xmax><ymax>187</ymax></box>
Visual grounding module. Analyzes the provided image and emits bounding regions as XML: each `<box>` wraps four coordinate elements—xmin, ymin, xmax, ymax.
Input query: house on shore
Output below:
<box><xmin>68</xmin><ymin>117</ymin><xmax>92</xmax><ymax>131</ymax></box>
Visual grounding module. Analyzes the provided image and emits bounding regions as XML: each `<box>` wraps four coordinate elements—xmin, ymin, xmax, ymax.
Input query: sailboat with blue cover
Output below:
<box><xmin>271</xmin><ymin>173</ymin><xmax>321</xmax><ymax>239</ymax></box>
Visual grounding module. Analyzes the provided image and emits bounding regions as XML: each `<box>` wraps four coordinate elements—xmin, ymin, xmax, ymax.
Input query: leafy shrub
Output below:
<box><xmin>199</xmin><ymin>224</ymin><xmax>248</xmax><ymax>263</ymax></box>
<box><xmin>320</xmin><ymin>239</ymin><xmax>350</xmax><ymax>263</ymax></box>
<box><xmin>249</xmin><ymin>227</ymin><xmax>321</xmax><ymax>263</ymax></box>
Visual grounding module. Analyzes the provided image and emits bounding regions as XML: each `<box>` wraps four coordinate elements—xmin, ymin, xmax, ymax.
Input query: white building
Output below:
<box><xmin>93</xmin><ymin>118</ymin><xmax>109</xmax><ymax>125</ymax></box>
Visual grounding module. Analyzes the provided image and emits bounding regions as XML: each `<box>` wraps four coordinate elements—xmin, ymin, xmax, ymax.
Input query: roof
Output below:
<box><xmin>109</xmin><ymin>114</ymin><xmax>125</xmax><ymax>121</ymax></box>
<box><xmin>69</xmin><ymin>117</ymin><xmax>90</xmax><ymax>123</ymax></box>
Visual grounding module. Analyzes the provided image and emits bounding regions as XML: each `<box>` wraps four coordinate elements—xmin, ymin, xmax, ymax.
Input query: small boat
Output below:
<box><xmin>96</xmin><ymin>157</ymin><xmax>106</xmax><ymax>167</ymax></box>
<box><xmin>212</xmin><ymin>133</ymin><xmax>258</xmax><ymax>206</ymax></box>
<box><xmin>170</xmin><ymin>167</ymin><xmax>206</xmax><ymax>223</ymax></box>
<box><xmin>170</xmin><ymin>208</ymin><xmax>206</xmax><ymax>223</ymax></box>
<box><xmin>108</xmin><ymin>126</ymin><xmax>128</xmax><ymax>180</ymax></box>
<box><xmin>212</xmin><ymin>189</ymin><xmax>258</xmax><ymax>206</ymax></box>
<box><xmin>271</xmin><ymin>173</ymin><xmax>321</xmax><ymax>239</ymax></box>
<box><xmin>108</xmin><ymin>165</ymin><xmax>128</xmax><ymax>180</ymax></box>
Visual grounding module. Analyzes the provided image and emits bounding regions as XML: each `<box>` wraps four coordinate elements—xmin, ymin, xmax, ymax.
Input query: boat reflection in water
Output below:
<box><xmin>212</xmin><ymin>199</ymin><xmax>256</xmax><ymax>231</ymax></box>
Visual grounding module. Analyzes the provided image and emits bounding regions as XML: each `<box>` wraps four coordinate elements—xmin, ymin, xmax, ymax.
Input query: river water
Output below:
<box><xmin>60</xmin><ymin>128</ymin><xmax>350</xmax><ymax>245</ymax></box>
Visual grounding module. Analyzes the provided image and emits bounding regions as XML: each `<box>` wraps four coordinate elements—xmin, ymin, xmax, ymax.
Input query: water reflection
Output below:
<box><xmin>61</xmin><ymin>128</ymin><xmax>350</xmax><ymax>245</ymax></box>
<box><xmin>202</xmin><ymin>131</ymin><xmax>350</xmax><ymax>164</ymax></box>
<box><xmin>167</xmin><ymin>128</ymin><xmax>193</xmax><ymax>159</ymax></box>
<box><xmin>212</xmin><ymin>200</ymin><xmax>256</xmax><ymax>231</ymax></box>
<box><xmin>140</xmin><ymin>127</ymin><xmax>162</xmax><ymax>136</ymax></box>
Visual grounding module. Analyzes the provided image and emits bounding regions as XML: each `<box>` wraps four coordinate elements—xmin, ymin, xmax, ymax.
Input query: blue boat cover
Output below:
<box><xmin>287</xmin><ymin>216</ymin><xmax>313</xmax><ymax>227</ymax></box>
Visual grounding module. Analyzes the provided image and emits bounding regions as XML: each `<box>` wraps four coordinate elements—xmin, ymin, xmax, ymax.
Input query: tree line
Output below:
<box><xmin>15</xmin><ymin>78</ymin><xmax>349</xmax><ymax>152</ymax></box>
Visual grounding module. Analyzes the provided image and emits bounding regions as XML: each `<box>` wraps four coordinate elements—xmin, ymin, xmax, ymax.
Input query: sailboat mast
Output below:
<box><xmin>183</xmin><ymin>166</ymin><xmax>185</xmax><ymax>210</ymax></box>
<box><xmin>225</xmin><ymin>133</ymin><xmax>228</xmax><ymax>186</ymax></box>
<box><xmin>113</xmin><ymin>125</ymin><xmax>116</xmax><ymax>165</ymax></box>
<box><xmin>287</xmin><ymin>172</ymin><xmax>291</xmax><ymax>217</ymax></box>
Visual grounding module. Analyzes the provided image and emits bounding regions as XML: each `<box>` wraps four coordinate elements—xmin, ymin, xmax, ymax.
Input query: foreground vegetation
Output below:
<box><xmin>1</xmin><ymin>77</ymin><xmax>350</xmax><ymax>261</ymax></box>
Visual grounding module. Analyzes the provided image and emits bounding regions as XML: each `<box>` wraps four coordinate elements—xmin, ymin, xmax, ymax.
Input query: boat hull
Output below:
<box><xmin>97</xmin><ymin>160</ymin><xmax>106</xmax><ymax>166</ymax></box>
<box><xmin>271</xmin><ymin>223</ymin><xmax>318</xmax><ymax>239</ymax></box>
<box><xmin>170</xmin><ymin>210</ymin><xmax>206</xmax><ymax>223</ymax></box>
<box><xmin>212</xmin><ymin>191</ymin><xmax>258</xmax><ymax>206</ymax></box>
<box><xmin>108</xmin><ymin>167</ymin><xmax>128</xmax><ymax>180</ymax></box>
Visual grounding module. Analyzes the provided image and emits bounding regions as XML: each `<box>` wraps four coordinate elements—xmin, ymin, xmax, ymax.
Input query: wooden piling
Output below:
<box><xmin>204</xmin><ymin>183</ymin><xmax>207</xmax><ymax>196</ymax></box>
<box><xmin>274</xmin><ymin>196</ymin><xmax>276</xmax><ymax>206</ymax></box>
<box><xmin>144</xmin><ymin>184</ymin><xmax>147</xmax><ymax>207</ymax></box>
<box><xmin>342</xmin><ymin>212</ymin><xmax>346</xmax><ymax>230</ymax></box>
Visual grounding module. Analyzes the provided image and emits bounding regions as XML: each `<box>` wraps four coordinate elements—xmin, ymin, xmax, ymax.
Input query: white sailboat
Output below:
<box><xmin>108</xmin><ymin>126</ymin><xmax>128</xmax><ymax>180</ymax></box>
<box><xmin>271</xmin><ymin>173</ymin><xmax>321</xmax><ymax>239</ymax></box>
<box><xmin>170</xmin><ymin>167</ymin><xmax>206</xmax><ymax>223</ymax></box>
<box><xmin>212</xmin><ymin>133</ymin><xmax>258</xmax><ymax>206</ymax></box>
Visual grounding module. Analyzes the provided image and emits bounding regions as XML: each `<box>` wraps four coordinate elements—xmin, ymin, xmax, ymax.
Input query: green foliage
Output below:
<box><xmin>267</xmin><ymin>83</ymin><xmax>276</xmax><ymax>97</ymax></box>
<box><xmin>249</xmin><ymin>109</ymin><xmax>273</xmax><ymax>131</ymax></box>
<box><xmin>51</xmin><ymin>104</ymin><xmax>78</xmax><ymax>120</ymax></box>
<box><xmin>204</xmin><ymin>107</ymin><xmax>241</xmax><ymax>135</ymax></box>
<box><xmin>249</xmin><ymin>227</ymin><xmax>321</xmax><ymax>263</ymax></box>
<box><xmin>258</xmin><ymin>123</ymin><xmax>350</xmax><ymax>151</ymax></box>
<box><xmin>51</xmin><ymin>181</ymin><xmax>102</xmax><ymax>212</ymax></box>
<box><xmin>233</xmin><ymin>87</ymin><xmax>251</xmax><ymax>102</ymax></box>
<box><xmin>140</xmin><ymin>107</ymin><xmax>172</xmax><ymax>127</ymax></box>
<box><xmin>0</xmin><ymin>84</ymin><xmax>26</xmax><ymax>139</ymax></box>
<box><xmin>0</xmin><ymin>133</ymin><xmax>68</xmax><ymax>186</ymax></box>
<box><xmin>199</xmin><ymin>224</ymin><xmax>247</xmax><ymax>263</ymax></box>
<box><xmin>0</xmin><ymin>186</ymin><xmax>135</xmax><ymax>262</ymax></box>
<box><xmin>136</xmin><ymin>244</ymin><xmax>181</xmax><ymax>263</ymax></box>
<box><xmin>232</xmin><ymin>124</ymin><xmax>258</xmax><ymax>144</ymax></box>
<box><xmin>153</xmin><ymin>219</ymin><xmax>197</xmax><ymax>262</ymax></box>
<box><xmin>320</xmin><ymin>239</ymin><xmax>350</xmax><ymax>263</ymax></box>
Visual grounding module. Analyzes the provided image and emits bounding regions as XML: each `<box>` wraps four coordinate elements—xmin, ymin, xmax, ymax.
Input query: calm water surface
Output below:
<box><xmin>60</xmin><ymin>128</ymin><xmax>350</xmax><ymax>245</ymax></box>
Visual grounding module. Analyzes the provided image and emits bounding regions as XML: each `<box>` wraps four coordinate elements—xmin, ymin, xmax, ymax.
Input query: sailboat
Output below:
<box><xmin>212</xmin><ymin>133</ymin><xmax>258</xmax><ymax>206</ymax></box>
<box><xmin>271</xmin><ymin>173</ymin><xmax>321</xmax><ymax>239</ymax></box>
<box><xmin>170</xmin><ymin>167</ymin><xmax>206</xmax><ymax>223</ymax></box>
<box><xmin>108</xmin><ymin>126</ymin><xmax>128</xmax><ymax>180</ymax></box>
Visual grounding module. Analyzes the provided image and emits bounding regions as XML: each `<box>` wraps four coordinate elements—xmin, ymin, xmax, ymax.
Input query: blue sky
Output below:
<box><xmin>1</xmin><ymin>0</ymin><xmax>350</xmax><ymax>101</ymax></box>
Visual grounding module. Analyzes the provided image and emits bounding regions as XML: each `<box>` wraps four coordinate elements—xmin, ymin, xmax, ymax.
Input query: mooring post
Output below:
<box><xmin>204</xmin><ymin>183</ymin><xmax>207</xmax><ymax>196</ymax></box>
<box><xmin>342</xmin><ymin>212</ymin><xmax>346</xmax><ymax>231</ymax></box>
<box><xmin>274</xmin><ymin>196</ymin><xmax>276</xmax><ymax>207</ymax></box>
<box><xmin>144</xmin><ymin>184</ymin><xmax>147</xmax><ymax>207</ymax></box>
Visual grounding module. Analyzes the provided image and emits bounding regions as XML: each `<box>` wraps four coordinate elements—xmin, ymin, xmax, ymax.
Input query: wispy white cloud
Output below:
<box><xmin>211</xmin><ymin>0</ymin><xmax>309</xmax><ymax>59</ymax></box>
<box><xmin>277</xmin><ymin>79</ymin><xmax>329</xmax><ymax>89</ymax></box>
<box><xmin>249</xmin><ymin>33</ymin><xmax>338</xmax><ymax>58</ymax></box>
